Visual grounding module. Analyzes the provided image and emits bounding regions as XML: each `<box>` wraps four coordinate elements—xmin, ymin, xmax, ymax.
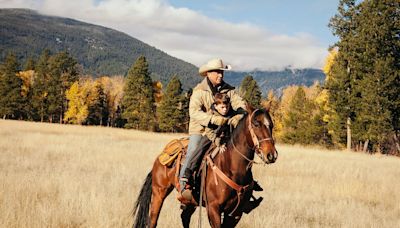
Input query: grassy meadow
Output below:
<box><xmin>0</xmin><ymin>119</ymin><xmax>399</xmax><ymax>228</ymax></box>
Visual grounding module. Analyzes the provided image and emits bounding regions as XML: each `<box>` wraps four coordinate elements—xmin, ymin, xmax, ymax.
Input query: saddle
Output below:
<box><xmin>158</xmin><ymin>137</ymin><xmax>189</xmax><ymax>166</ymax></box>
<box><xmin>158</xmin><ymin>137</ymin><xmax>218</xmax><ymax>169</ymax></box>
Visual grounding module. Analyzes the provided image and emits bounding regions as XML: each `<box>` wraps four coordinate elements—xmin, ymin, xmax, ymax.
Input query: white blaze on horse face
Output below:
<box><xmin>262</xmin><ymin>116</ymin><xmax>269</xmax><ymax>126</ymax></box>
<box><xmin>262</xmin><ymin>115</ymin><xmax>273</xmax><ymax>138</ymax></box>
<box><xmin>262</xmin><ymin>116</ymin><xmax>270</xmax><ymax>129</ymax></box>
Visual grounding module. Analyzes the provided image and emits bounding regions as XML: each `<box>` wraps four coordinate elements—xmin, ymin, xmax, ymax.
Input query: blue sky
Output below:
<box><xmin>2</xmin><ymin>0</ymin><xmax>340</xmax><ymax>70</ymax></box>
<box><xmin>168</xmin><ymin>0</ymin><xmax>339</xmax><ymax>47</ymax></box>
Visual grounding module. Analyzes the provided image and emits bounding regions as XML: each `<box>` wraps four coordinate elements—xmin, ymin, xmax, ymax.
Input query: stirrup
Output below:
<box><xmin>181</xmin><ymin>188</ymin><xmax>193</xmax><ymax>201</ymax></box>
<box><xmin>177</xmin><ymin>188</ymin><xmax>193</xmax><ymax>205</ymax></box>
<box><xmin>178</xmin><ymin>177</ymin><xmax>189</xmax><ymax>191</ymax></box>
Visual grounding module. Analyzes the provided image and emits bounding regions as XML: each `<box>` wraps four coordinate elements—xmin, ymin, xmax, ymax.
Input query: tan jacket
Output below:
<box><xmin>188</xmin><ymin>78</ymin><xmax>246</xmax><ymax>135</ymax></box>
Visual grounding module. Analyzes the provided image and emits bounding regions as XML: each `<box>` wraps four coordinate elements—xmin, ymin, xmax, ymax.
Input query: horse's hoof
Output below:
<box><xmin>253</xmin><ymin>181</ymin><xmax>264</xmax><ymax>191</ymax></box>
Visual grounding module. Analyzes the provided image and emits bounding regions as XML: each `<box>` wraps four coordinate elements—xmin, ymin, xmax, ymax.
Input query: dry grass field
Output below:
<box><xmin>0</xmin><ymin>119</ymin><xmax>399</xmax><ymax>228</ymax></box>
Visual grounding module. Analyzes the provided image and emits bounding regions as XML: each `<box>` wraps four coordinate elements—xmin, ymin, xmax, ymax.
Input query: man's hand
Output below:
<box><xmin>214</xmin><ymin>137</ymin><xmax>221</xmax><ymax>146</ymax></box>
<box><xmin>210</xmin><ymin>115</ymin><xmax>228</xmax><ymax>126</ymax></box>
<box><xmin>228</xmin><ymin>114</ymin><xmax>244</xmax><ymax>128</ymax></box>
<box><xmin>219</xmin><ymin>144</ymin><xmax>227</xmax><ymax>153</ymax></box>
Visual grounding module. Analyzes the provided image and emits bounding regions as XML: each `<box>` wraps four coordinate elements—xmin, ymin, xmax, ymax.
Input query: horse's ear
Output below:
<box><xmin>263</xmin><ymin>100</ymin><xmax>272</xmax><ymax>112</ymax></box>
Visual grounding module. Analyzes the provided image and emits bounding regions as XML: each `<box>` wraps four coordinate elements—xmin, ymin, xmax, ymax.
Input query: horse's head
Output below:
<box><xmin>245</xmin><ymin>104</ymin><xmax>278</xmax><ymax>164</ymax></box>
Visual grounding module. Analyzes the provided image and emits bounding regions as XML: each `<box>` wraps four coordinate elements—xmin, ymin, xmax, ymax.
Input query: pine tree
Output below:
<box><xmin>157</xmin><ymin>76</ymin><xmax>185</xmax><ymax>132</ymax></box>
<box><xmin>352</xmin><ymin>0</ymin><xmax>399</xmax><ymax>152</ymax></box>
<box><xmin>17</xmin><ymin>70</ymin><xmax>35</xmax><ymax>120</ymax></box>
<box><xmin>47</xmin><ymin>52</ymin><xmax>79</xmax><ymax>123</ymax></box>
<box><xmin>121</xmin><ymin>56</ymin><xmax>156</xmax><ymax>130</ymax></box>
<box><xmin>24</xmin><ymin>57</ymin><xmax>36</xmax><ymax>71</ymax></box>
<box><xmin>328</xmin><ymin>0</ymin><xmax>362</xmax><ymax>150</ymax></box>
<box><xmin>87</xmin><ymin>80</ymin><xmax>109</xmax><ymax>126</ymax></box>
<box><xmin>239</xmin><ymin>75</ymin><xmax>262</xmax><ymax>108</ymax></box>
<box><xmin>0</xmin><ymin>53</ymin><xmax>25</xmax><ymax>119</ymax></box>
<box><xmin>31</xmin><ymin>49</ymin><xmax>51</xmax><ymax>122</ymax></box>
<box><xmin>328</xmin><ymin>0</ymin><xmax>400</xmax><ymax>152</ymax></box>
<box><xmin>282</xmin><ymin>87</ymin><xmax>316</xmax><ymax>144</ymax></box>
<box><xmin>181</xmin><ymin>88</ymin><xmax>192</xmax><ymax>132</ymax></box>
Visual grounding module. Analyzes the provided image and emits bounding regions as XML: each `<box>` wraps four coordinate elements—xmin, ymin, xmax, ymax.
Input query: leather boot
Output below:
<box><xmin>177</xmin><ymin>178</ymin><xmax>193</xmax><ymax>204</ymax></box>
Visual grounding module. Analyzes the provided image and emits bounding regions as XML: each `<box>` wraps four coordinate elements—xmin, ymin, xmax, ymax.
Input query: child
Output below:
<box><xmin>204</xmin><ymin>93</ymin><xmax>235</xmax><ymax>153</ymax></box>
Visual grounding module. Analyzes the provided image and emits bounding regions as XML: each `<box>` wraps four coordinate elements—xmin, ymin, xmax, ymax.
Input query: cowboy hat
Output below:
<box><xmin>199</xmin><ymin>58</ymin><xmax>232</xmax><ymax>76</ymax></box>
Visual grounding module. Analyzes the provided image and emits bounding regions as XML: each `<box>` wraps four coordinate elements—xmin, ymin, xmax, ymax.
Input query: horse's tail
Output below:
<box><xmin>132</xmin><ymin>171</ymin><xmax>152</xmax><ymax>228</ymax></box>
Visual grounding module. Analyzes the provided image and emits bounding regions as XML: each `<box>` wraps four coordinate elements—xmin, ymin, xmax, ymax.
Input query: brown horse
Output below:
<box><xmin>132</xmin><ymin>106</ymin><xmax>278</xmax><ymax>228</ymax></box>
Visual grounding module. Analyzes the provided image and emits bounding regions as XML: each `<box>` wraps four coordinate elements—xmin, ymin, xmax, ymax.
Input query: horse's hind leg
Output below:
<box><xmin>181</xmin><ymin>205</ymin><xmax>196</xmax><ymax>228</ymax></box>
<box><xmin>149</xmin><ymin>185</ymin><xmax>173</xmax><ymax>228</ymax></box>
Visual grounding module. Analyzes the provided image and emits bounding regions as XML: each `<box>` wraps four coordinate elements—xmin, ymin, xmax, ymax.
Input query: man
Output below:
<box><xmin>178</xmin><ymin>58</ymin><xmax>247</xmax><ymax>203</ymax></box>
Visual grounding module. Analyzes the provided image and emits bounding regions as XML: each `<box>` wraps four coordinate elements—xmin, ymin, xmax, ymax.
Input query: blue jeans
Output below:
<box><xmin>179</xmin><ymin>134</ymin><xmax>210</xmax><ymax>190</ymax></box>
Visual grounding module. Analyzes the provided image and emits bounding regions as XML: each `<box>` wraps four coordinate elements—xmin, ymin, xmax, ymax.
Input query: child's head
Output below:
<box><xmin>214</xmin><ymin>93</ymin><xmax>230</xmax><ymax>116</ymax></box>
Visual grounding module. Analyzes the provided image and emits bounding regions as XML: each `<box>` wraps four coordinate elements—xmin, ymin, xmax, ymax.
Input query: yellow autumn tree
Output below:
<box><xmin>17</xmin><ymin>70</ymin><xmax>35</xmax><ymax>97</ymax></box>
<box><xmin>64</xmin><ymin>81</ymin><xmax>88</xmax><ymax>124</ymax></box>
<box><xmin>315</xmin><ymin>89</ymin><xmax>331</xmax><ymax>122</ymax></box>
<box><xmin>273</xmin><ymin>85</ymin><xmax>299</xmax><ymax>140</ymax></box>
<box><xmin>320</xmin><ymin>48</ymin><xmax>341</xmax><ymax>146</ymax></box>
<box><xmin>322</xmin><ymin>48</ymin><xmax>338</xmax><ymax>81</ymax></box>
<box><xmin>304</xmin><ymin>81</ymin><xmax>321</xmax><ymax>101</ymax></box>
<box><xmin>262</xmin><ymin>90</ymin><xmax>281</xmax><ymax>137</ymax></box>
<box><xmin>153</xmin><ymin>81</ymin><xmax>163</xmax><ymax>105</ymax></box>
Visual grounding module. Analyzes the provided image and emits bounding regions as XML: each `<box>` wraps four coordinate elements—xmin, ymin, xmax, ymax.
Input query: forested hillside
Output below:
<box><xmin>0</xmin><ymin>8</ymin><xmax>200</xmax><ymax>89</ymax></box>
<box><xmin>225</xmin><ymin>68</ymin><xmax>325</xmax><ymax>95</ymax></box>
<box><xmin>1</xmin><ymin>8</ymin><xmax>325</xmax><ymax>92</ymax></box>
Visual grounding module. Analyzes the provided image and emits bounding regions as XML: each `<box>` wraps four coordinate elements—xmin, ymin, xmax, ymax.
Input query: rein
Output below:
<box><xmin>231</xmin><ymin>137</ymin><xmax>259</xmax><ymax>170</ymax></box>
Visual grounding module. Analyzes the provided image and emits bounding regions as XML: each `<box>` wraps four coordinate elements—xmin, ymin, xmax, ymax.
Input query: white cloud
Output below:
<box><xmin>1</xmin><ymin>0</ymin><xmax>327</xmax><ymax>70</ymax></box>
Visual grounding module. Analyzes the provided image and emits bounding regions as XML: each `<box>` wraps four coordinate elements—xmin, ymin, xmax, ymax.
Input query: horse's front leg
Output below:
<box><xmin>207</xmin><ymin>202</ymin><xmax>222</xmax><ymax>228</ymax></box>
<box><xmin>180</xmin><ymin>204</ymin><xmax>196</xmax><ymax>228</ymax></box>
<box><xmin>221</xmin><ymin>213</ymin><xmax>242</xmax><ymax>228</ymax></box>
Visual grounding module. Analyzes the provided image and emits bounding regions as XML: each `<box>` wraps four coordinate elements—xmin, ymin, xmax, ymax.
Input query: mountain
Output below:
<box><xmin>0</xmin><ymin>8</ymin><xmax>200</xmax><ymax>89</ymax></box>
<box><xmin>0</xmin><ymin>8</ymin><xmax>325</xmax><ymax>93</ymax></box>
<box><xmin>224</xmin><ymin>68</ymin><xmax>325</xmax><ymax>96</ymax></box>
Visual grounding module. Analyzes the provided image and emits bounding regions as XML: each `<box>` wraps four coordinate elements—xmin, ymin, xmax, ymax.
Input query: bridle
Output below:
<box><xmin>231</xmin><ymin>109</ymin><xmax>274</xmax><ymax>168</ymax></box>
<box><xmin>248</xmin><ymin>109</ymin><xmax>274</xmax><ymax>159</ymax></box>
